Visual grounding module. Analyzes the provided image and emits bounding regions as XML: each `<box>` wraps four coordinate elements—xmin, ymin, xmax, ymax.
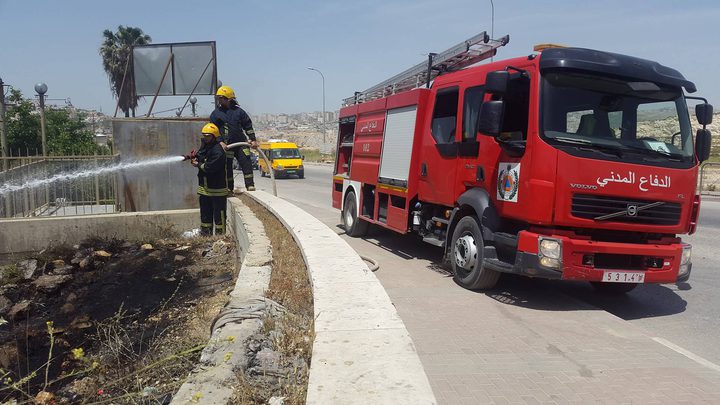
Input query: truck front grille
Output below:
<box><xmin>572</xmin><ymin>194</ymin><xmax>681</xmax><ymax>225</ymax></box>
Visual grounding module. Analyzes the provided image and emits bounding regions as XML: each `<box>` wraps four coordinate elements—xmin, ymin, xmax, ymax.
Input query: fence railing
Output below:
<box><xmin>699</xmin><ymin>162</ymin><xmax>720</xmax><ymax>195</ymax></box>
<box><xmin>0</xmin><ymin>152</ymin><xmax>119</xmax><ymax>218</ymax></box>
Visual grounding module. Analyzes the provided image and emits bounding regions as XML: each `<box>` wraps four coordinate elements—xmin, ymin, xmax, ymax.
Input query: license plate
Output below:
<box><xmin>602</xmin><ymin>271</ymin><xmax>645</xmax><ymax>283</ymax></box>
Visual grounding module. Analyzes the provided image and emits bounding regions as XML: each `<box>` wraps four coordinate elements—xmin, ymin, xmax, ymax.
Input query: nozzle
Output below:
<box><xmin>182</xmin><ymin>149</ymin><xmax>198</xmax><ymax>161</ymax></box>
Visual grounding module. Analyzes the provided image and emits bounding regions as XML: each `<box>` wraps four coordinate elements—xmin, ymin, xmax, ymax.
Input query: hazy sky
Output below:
<box><xmin>1</xmin><ymin>0</ymin><xmax>718</xmax><ymax>117</ymax></box>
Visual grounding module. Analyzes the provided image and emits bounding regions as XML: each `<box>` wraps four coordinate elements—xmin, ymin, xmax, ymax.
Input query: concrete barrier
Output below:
<box><xmin>0</xmin><ymin>209</ymin><xmax>198</xmax><ymax>254</ymax></box>
<box><xmin>246</xmin><ymin>190</ymin><xmax>436</xmax><ymax>405</ymax></box>
<box><xmin>172</xmin><ymin>197</ymin><xmax>272</xmax><ymax>405</ymax></box>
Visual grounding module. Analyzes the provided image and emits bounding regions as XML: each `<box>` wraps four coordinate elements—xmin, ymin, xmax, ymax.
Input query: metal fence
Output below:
<box><xmin>0</xmin><ymin>152</ymin><xmax>119</xmax><ymax>218</ymax></box>
<box><xmin>699</xmin><ymin>162</ymin><xmax>720</xmax><ymax>195</ymax></box>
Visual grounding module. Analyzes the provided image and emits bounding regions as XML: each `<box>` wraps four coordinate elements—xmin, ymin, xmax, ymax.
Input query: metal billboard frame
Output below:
<box><xmin>114</xmin><ymin>41</ymin><xmax>218</xmax><ymax>117</ymax></box>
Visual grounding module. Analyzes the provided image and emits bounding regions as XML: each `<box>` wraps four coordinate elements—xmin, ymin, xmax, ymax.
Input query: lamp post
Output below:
<box><xmin>35</xmin><ymin>82</ymin><xmax>48</xmax><ymax>156</ymax></box>
<box><xmin>307</xmin><ymin>67</ymin><xmax>326</xmax><ymax>144</ymax></box>
<box><xmin>190</xmin><ymin>96</ymin><xmax>197</xmax><ymax>117</ymax></box>
<box><xmin>0</xmin><ymin>77</ymin><xmax>8</xmax><ymax>171</ymax></box>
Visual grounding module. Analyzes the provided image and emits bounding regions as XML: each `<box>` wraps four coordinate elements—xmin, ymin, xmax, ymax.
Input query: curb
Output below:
<box><xmin>246</xmin><ymin>190</ymin><xmax>436</xmax><ymax>405</ymax></box>
<box><xmin>171</xmin><ymin>198</ymin><xmax>272</xmax><ymax>405</ymax></box>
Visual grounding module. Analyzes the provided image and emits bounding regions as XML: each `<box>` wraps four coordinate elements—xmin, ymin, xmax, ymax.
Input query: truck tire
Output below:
<box><xmin>342</xmin><ymin>191</ymin><xmax>368</xmax><ymax>237</ymax></box>
<box><xmin>451</xmin><ymin>216</ymin><xmax>500</xmax><ymax>290</ymax></box>
<box><xmin>590</xmin><ymin>282</ymin><xmax>637</xmax><ymax>294</ymax></box>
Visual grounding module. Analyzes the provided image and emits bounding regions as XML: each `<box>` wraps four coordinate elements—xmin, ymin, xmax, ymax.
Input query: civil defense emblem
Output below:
<box><xmin>497</xmin><ymin>162</ymin><xmax>520</xmax><ymax>202</ymax></box>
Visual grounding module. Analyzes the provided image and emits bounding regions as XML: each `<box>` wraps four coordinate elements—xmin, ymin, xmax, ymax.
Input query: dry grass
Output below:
<box><xmin>234</xmin><ymin>195</ymin><xmax>314</xmax><ymax>405</ymax></box>
<box><xmin>240</xmin><ymin>197</ymin><xmax>313</xmax><ymax>318</ymax></box>
<box><xmin>0</xmin><ymin>235</ymin><xmax>238</xmax><ymax>404</ymax></box>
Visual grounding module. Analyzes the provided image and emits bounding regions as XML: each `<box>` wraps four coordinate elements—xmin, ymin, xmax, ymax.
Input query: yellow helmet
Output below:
<box><xmin>201</xmin><ymin>123</ymin><xmax>221</xmax><ymax>138</ymax></box>
<box><xmin>216</xmin><ymin>85</ymin><xmax>236</xmax><ymax>99</ymax></box>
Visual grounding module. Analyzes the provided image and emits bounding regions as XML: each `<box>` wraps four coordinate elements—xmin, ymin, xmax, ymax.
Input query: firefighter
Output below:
<box><xmin>210</xmin><ymin>85</ymin><xmax>258</xmax><ymax>192</ymax></box>
<box><xmin>191</xmin><ymin>123</ymin><xmax>228</xmax><ymax>236</ymax></box>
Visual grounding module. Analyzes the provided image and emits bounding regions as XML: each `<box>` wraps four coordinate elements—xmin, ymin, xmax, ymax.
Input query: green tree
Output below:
<box><xmin>100</xmin><ymin>25</ymin><xmax>151</xmax><ymax>117</ymax></box>
<box><xmin>45</xmin><ymin>108</ymin><xmax>98</xmax><ymax>155</ymax></box>
<box><xmin>5</xmin><ymin>89</ymin><xmax>41</xmax><ymax>154</ymax></box>
<box><xmin>5</xmin><ymin>90</ymin><xmax>100</xmax><ymax>156</ymax></box>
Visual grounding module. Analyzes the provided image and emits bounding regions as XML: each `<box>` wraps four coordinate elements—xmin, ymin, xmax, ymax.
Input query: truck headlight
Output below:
<box><xmin>276</xmin><ymin>165</ymin><xmax>284</xmax><ymax>170</ymax></box>
<box><xmin>538</xmin><ymin>237</ymin><xmax>562</xmax><ymax>269</ymax></box>
<box><xmin>680</xmin><ymin>244</ymin><xmax>692</xmax><ymax>266</ymax></box>
<box><xmin>678</xmin><ymin>244</ymin><xmax>692</xmax><ymax>277</ymax></box>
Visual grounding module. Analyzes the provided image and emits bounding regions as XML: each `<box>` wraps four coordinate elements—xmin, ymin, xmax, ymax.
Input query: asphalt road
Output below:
<box><xmin>250</xmin><ymin>164</ymin><xmax>720</xmax><ymax>365</ymax></box>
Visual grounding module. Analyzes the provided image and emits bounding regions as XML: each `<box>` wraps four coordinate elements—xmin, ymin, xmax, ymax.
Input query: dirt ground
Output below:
<box><xmin>0</xmin><ymin>234</ymin><xmax>238</xmax><ymax>404</ymax></box>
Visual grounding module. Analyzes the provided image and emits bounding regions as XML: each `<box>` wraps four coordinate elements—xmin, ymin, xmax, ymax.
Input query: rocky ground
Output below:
<box><xmin>0</xmin><ymin>235</ymin><xmax>237</xmax><ymax>404</ymax></box>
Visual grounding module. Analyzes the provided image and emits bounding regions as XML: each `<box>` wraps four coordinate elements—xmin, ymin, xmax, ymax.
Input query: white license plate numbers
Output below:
<box><xmin>602</xmin><ymin>271</ymin><xmax>645</xmax><ymax>283</ymax></box>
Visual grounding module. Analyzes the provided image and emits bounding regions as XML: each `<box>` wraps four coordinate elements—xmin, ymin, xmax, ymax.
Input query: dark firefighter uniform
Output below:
<box><xmin>210</xmin><ymin>85</ymin><xmax>257</xmax><ymax>191</ymax></box>
<box><xmin>194</xmin><ymin>123</ymin><xmax>228</xmax><ymax>235</ymax></box>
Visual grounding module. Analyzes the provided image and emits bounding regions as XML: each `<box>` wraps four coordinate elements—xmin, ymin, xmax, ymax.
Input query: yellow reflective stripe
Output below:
<box><xmin>246</xmin><ymin>129</ymin><xmax>255</xmax><ymax>134</ymax></box>
<box><xmin>225</xmin><ymin>151</ymin><xmax>235</xmax><ymax>158</ymax></box>
<box><xmin>244</xmin><ymin>174</ymin><xmax>254</xmax><ymax>178</ymax></box>
<box><xmin>197</xmin><ymin>186</ymin><xmax>229</xmax><ymax>196</ymax></box>
<box><xmin>200</xmin><ymin>163</ymin><xmax>206</xmax><ymax>171</ymax></box>
<box><xmin>242</xmin><ymin>148</ymin><xmax>250</xmax><ymax>156</ymax></box>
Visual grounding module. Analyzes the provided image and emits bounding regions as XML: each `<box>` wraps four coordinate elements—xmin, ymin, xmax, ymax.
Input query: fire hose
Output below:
<box><xmin>225</xmin><ymin>142</ymin><xmax>277</xmax><ymax>196</ymax></box>
<box><xmin>183</xmin><ymin>142</ymin><xmax>277</xmax><ymax>196</ymax></box>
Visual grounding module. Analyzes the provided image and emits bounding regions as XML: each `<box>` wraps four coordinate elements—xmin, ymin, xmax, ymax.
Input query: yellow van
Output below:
<box><xmin>259</xmin><ymin>140</ymin><xmax>304</xmax><ymax>179</ymax></box>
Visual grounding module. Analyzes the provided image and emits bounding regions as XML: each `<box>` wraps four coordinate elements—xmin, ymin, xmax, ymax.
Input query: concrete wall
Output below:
<box><xmin>113</xmin><ymin>118</ymin><xmax>206</xmax><ymax>212</ymax></box>
<box><xmin>0</xmin><ymin>209</ymin><xmax>199</xmax><ymax>254</ymax></box>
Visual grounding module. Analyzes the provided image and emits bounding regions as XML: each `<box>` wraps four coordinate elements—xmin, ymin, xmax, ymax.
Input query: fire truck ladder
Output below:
<box><xmin>343</xmin><ymin>31</ymin><xmax>509</xmax><ymax>106</ymax></box>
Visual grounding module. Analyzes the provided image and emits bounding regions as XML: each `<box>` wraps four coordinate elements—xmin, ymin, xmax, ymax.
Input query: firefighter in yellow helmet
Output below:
<box><xmin>191</xmin><ymin>123</ymin><xmax>228</xmax><ymax>235</ymax></box>
<box><xmin>210</xmin><ymin>85</ymin><xmax>258</xmax><ymax>193</ymax></box>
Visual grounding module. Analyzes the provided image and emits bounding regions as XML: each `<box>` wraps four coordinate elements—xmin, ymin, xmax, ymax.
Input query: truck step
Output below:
<box><xmin>422</xmin><ymin>235</ymin><xmax>445</xmax><ymax>247</ymax></box>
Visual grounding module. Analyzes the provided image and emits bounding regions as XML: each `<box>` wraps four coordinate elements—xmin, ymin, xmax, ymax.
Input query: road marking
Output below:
<box><xmin>653</xmin><ymin>337</ymin><xmax>720</xmax><ymax>373</ymax></box>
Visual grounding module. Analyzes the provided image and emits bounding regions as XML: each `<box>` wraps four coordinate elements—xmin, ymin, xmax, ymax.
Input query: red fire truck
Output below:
<box><xmin>332</xmin><ymin>32</ymin><xmax>713</xmax><ymax>293</ymax></box>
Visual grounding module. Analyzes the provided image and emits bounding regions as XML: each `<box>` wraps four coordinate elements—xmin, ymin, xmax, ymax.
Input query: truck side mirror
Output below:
<box><xmin>696</xmin><ymin>103</ymin><xmax>713</xmax><ymax>125</ymax></box>
<box><xmin>478</xmin><ymin>100</ymin><xmax>505</xmax><ymax>137</ymax></box>
<box><xmin>696</xmin><ymin>129</ymin><xmax>712</xmax><ymax>163</ymax></box>
<box><xmin>485</xmin><ymin>71</ymin><xmax>509</xmax><ymax>94</ymax></box>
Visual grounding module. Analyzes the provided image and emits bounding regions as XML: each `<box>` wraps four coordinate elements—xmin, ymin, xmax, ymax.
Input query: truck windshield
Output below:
<box><xmin>270</xmin><ymin>148</ymin><xmax>301</xmax><ymax>159</ymax></box>
<box><xmin>541</xmin><ymin>71</ymin><xmax>695</xmax><ymax>168</ymax></box>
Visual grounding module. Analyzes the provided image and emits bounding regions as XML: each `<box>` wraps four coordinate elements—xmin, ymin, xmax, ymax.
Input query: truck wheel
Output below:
<box><xmin>298</xmin><ymin>171</ymin><xmax>304</xmax><ymax>179</ymax></box>
<box><xmin>260</xmin><ymin>170</ymin><xmax>266</xmax><ymax>178</ymax></box>
<box><xmin>451</xmin><ymin>216</ymin><xmax>500</xmax><ymax>290</ymax></box>
<box><xmin>590</xmin><ymin>282</ymin><xmax>637</xmax><ymax>294</ymax></box>
<box><xmin>342</xmin><ymin>191</ymin><xmax>368</xmax><ymax>237</ymax></box>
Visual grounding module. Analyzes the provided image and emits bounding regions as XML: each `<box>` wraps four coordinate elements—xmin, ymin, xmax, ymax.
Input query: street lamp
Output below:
<box><xmin>0</xmin><ymin>77</ymin><xmax>8</xmax><ymax>170</ymax></box>
<box><xmin>306</xmin><ymin>67</ymin><xmax>326</xmax><ymax>145</ymax></box>
<box><xmin>190</xmin><ymin>96</ymin><xmax>197</xmax><ymax>117</ymax></box>
<box><xmin>34</xmin><ymin>82</ymin><xmax>48</xmax><ymax>156</ymax></box>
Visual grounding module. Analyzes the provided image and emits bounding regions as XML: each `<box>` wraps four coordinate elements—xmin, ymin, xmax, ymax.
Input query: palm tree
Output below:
<box><xmin>100</xmin><ymin>26</ymin><xmax>151</xmax><ymax>117</ymax></box>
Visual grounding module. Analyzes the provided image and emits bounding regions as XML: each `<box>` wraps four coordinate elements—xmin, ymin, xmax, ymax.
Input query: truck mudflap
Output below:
<box><xmin>496</xmin><ymin>231</ymin><xmax>690</xmax><ymax>284</ymax></box>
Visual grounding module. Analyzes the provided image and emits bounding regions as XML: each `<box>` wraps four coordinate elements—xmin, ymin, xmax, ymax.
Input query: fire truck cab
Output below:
<box><xmin>332</xmin><ymin>34</ymin><xmax>713</xmax><ymax>293</ymax></box>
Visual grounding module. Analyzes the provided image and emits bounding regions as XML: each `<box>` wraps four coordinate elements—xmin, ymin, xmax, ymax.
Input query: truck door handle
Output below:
<box><xmin>476</xmin><ymin>166</ymin><xmax>484</xmax><ymax>182</ymax></box>
<box><xmin>421</xmin><ymin>163</ymin><xmax>427</xmax><ymax>177</ymax></box>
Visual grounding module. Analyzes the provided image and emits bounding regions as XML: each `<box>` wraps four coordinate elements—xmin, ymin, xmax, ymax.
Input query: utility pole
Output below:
<box><xmin>0</xmin><ymin>77</ymin><xmax>8</xmax><ymax>171</ymax></box>
<box><xmin>35</xmin><ymin>83</ymin><xmax>48</xmax><ymax>156</ymax></box>
<box><xmin>307</xmin><ymin>67</ymin><xmax>326</xmax><ymax>145</ymax></box>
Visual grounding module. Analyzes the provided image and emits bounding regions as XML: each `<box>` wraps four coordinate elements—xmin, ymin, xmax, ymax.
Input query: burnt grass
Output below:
<box><xmin>0</xmin><ymin>235</ymin><xmax>237</xmax><ymax>404</ymax></box>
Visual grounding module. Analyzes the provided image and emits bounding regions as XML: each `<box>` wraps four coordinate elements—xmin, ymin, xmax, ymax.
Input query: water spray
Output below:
<box><xmin>0</xmin><ymin>156</ymin><xmax>184</xmax><ymax>196</ymax></box>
